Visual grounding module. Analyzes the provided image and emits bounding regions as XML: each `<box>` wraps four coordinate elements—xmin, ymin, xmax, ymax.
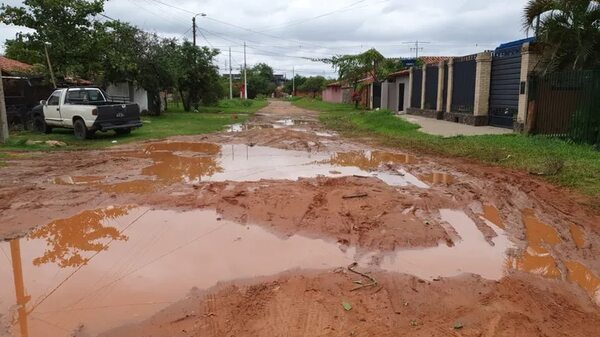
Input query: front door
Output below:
<box><xmin>44</xmin><ymin>90</ymin><xmax>62</xmax><ymax>125</ymax></box>
<box><xmin>398</xmin><ymin>83</ymin><xmax>405</xmax><ymax>112</ymax></box>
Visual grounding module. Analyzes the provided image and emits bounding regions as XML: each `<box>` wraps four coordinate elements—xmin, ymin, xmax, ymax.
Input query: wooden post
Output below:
<box><xmin>0</xmin><ymin>67</ymin><xmax>9</xmax><ymax>143</ymax></box>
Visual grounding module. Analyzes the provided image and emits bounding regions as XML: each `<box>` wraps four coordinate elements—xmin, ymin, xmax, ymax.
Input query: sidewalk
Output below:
<box><xmin>399</xmin><ymin>114</ymin><xmax>513</xmax><ymax>137</ymax></box>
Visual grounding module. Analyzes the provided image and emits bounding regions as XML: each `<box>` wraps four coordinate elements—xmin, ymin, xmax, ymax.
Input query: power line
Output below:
<box><xmin>144</xmin><ymin>0</ymin><xmax>195</xmax><ymax>14</ymax></box>
<box><xmin>257</xmin><ymin>0</ymin><xmax>370</xmax><ymax>32</ymax></box>
<box><xmin>197</xmin><ymin>29</ymin><xmax>214</xmax><ymax>48</ymax></box>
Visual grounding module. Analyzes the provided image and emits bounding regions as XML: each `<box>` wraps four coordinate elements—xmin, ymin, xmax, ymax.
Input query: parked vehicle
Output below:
<box><xmin>32</xmin><ymin>87</ymin><xmax>142</xmax><ymax>139</ymax></box>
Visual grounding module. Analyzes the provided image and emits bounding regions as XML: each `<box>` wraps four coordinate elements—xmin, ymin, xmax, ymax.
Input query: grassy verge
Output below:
<box><xmin>0</xmin><ymin>111</ymin><xmax>248</xmax><ymax>152</ymax></box>
<box><xmin>293</xmin><ymin>98</ymin><xmax>600</xmax><ymax>200</ymax></box>
<box><xmin>169</xmin><ymin>98</ymin><xmax>268</xmax><ymax>114</ymax></box>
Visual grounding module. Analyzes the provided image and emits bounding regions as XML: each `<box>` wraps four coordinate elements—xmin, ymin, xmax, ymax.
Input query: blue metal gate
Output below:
<box><xmin>489</xmin><ymin>41</ymin><xmax>524</xmax><ymax>128</ymax></box>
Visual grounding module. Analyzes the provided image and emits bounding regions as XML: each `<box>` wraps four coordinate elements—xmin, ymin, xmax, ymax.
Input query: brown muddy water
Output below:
<box><xmin>56</xmin><ymin>143</ymin><xmax>430</xmax><ymax>192</ymax></box>
<box><xmin>4</xmin><ymin>141</ymin><xmax>599</xmax><ymax>336</ymax></box>
<box><xmin>2</xmin><ymin>206</ymin><xmax>515</xmax><ymax>337</ymax></box>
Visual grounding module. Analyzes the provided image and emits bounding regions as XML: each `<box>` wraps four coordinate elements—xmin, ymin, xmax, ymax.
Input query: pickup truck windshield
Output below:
<box><xmin>66</xmin><ymin>89</ymin><xmax>106</xmax><ymax>104</ymax></box>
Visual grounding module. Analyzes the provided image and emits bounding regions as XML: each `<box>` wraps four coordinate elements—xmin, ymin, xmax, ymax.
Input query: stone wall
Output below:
<box><xmin>407</xmin><ymin>108</ymin><xmax>443</xmax><ymax>119</ymax></box>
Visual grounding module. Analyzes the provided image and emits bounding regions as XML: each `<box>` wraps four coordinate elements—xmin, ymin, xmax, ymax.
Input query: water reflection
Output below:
<box><xmin>507</xmin><ymin>209</ymin><xmax>562</xmax><ymax>278</ymax></box>
<box><xmin>27</xmin><ymin>206</ymin><xmax>131</xmax><ymax>268</ymax></box>
<box><xmin>105</xmin><ymin>143</ymin><xmax>427</xmax><ymax>192</ymax></box>
<box><xmin>420</xmin><ymin>172</ymin><xmax>455</xmax><ymax>185</ymax></box>
<box><xmin>10</xmin><ymin>239</ymin><xmax>30</xmax><ymax>337</ymax></box>
<box><xmin>325</xmin><ymin>150</ymin><xmax>416</xmax><ymax>170</ymax></box>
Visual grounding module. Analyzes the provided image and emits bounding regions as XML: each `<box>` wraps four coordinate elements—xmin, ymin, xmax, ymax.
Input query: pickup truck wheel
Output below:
<box><xmin>73</xmin><ymin>119</ymin><xmax>89</xmax><ymax>140</ymax></box>
<box><xmin>115</xmin><ymin>128</ymin><xmax>131</xmax><ymax>136</ymax></box>
<box><xmin>33</xmin><ymin>115</ymin><xmax>52</xmax><ymax>134</ymax></box>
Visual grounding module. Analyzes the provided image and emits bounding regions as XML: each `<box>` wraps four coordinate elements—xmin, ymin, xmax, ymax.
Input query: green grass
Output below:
<box><xmin>0</xmin><ymin>111</ymin><xmax>248</xmax><ymax>152</ymax></box>
<box><xmin>169</xmin><ymin>98</ymin><xmax>268</xmax><ymax>114</ymax></box>
<box><xmin>0</xmin><ymin>98</ymin><xmax>267</xmax><ymax>152</ymax></box>
<box><xmin>293</xmin><ymin>98</ymin><xmax>600</xmax><ymax>202</ymax></box>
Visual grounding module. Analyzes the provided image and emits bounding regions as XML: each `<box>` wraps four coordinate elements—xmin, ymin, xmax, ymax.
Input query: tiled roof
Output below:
<box><xmin>388</xmin><ymin>69</ymin><xmax>410</xmax><ymax>78</ymax></box>
<box><xmin>419</xmin><ymin>56</ymin><xmax>451</xmax><ymax>64</ymax></box>
<box><xmin>0</xmin><ymin>56</ymin><xmax>33</xmax><ymax>73</ymax></box>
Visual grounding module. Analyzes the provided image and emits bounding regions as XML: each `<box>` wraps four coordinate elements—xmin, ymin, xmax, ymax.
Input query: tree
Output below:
<box><xmin>0</xmin><ymin>0</ymin><xmax>106</xmax><ymax>81</ymax></box>
<box><xmin>173</xmin><ymin>42</ymin><xmax>222</xmax><ymax>111</ymax></box>
<box><xmin>247</xmin><ymin>63</ymin><xmax>276</xmax><ymax>98</ymax></box>
<box><xmin>524</xmin><ymin>0</ymin><xmax>600</xmax><ymax>72</ymax></box>
<box><xmin>326</xmin><ymin>48</ymin><xmax>403</xmax><ymax>107</ymax></box>
<box><xmin>298</xmin><ymin>76</ymin><xmax>327</xmax><ymax>97</ymax></box>
<box><xmin>284</xmin><ymin>74</ymin><xmax>306</xmax><ymax>94</ymax></box>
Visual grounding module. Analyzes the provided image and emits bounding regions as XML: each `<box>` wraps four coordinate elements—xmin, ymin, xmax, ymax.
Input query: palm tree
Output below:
<box><xmin>524</xmin><ymin>0</ymin><xmax>600</xmax><ymax>72</ymax></box>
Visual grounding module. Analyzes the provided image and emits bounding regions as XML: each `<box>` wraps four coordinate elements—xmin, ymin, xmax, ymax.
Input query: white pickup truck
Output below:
<box><xmin>32</xmin><ymin>87</ymin><xmax>142</xmax><ymax>139</ymax></box>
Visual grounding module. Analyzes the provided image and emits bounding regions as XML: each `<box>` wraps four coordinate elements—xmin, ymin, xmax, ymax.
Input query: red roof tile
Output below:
<box><xmin>419</xmin><ymin>56</ymin><xmax>451</xmax><ymax>64</ymax></box>
<box><xmin>0</xmin><ymin>56</ymin><xmax>33</xmax><ymax>73</ymax></box>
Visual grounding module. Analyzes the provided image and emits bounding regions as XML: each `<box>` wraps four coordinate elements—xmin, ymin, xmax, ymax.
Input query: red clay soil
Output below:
<box><xmin>98</xmin><ymin>270</ymin><xmax>600</xmax><ymax>337</ymax></box>
<box><xmin>1</xmin><ymin>100</ymin><xmax>600</xmax><ymax>336</ymax></box>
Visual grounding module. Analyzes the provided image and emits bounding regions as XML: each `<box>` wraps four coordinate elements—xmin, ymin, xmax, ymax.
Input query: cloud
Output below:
<box><xmin>0</xmin><ymin>0</ymin><xmax>531</xmax><ymax>77</ymax></box>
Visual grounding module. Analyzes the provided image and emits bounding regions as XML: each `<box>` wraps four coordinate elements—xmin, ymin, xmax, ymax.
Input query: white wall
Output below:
<box><xmin>106</xmin><ymin>82</ymin><xmax>149</xmax><ymax>113</ymax></box>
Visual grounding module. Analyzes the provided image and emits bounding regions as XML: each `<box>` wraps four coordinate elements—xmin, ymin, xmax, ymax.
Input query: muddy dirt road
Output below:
<box><xmin>1</xmin><ymin>100</ymin><xmax>599</xmax><ymax>336</ymax></box>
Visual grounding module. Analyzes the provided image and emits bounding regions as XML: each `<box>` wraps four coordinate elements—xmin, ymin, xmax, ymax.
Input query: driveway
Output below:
<box><xmin>399</xmin><ymin>114</ymin><xmax>514</xmax><ymax>137</ymax></box>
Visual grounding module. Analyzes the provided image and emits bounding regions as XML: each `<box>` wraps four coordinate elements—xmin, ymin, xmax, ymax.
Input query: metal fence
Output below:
<box><xmin>424</xmin><ymin>66</ymin><xmax>438</xmax><ymax>110</ymax></box>
<box><xmin>529</xmin><ymin>70</ymin><xmax>600</xmax><ymax>146</ymax></box>
<box><xmin>411</xmin><ymin>68</ymin><xmax>422</xmax><ymax>108</ymax></box>
<box><xmin>489</xmin><ymin>46</ymin><xmax>522</xmax><ymax>128</ymax></box>
<box><xmin>442</xmin><ymin>62</ymin><xmax>448</xmax><ymax>112</ymax></box>
<box><xmin>451</xmin><ymin>54</ymin><xmax>477</xmax><ymax>113</ymax></box>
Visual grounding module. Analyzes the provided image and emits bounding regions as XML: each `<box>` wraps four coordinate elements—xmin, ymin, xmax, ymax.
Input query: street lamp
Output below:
<box><xmin>192</xmin><ymin>13</ymin><xmax>207</xmax><ymax>47</ymax></box>
<box><xmin>43</xmin><ymin>42</ymin><xmax>57</xmax><ymax>89</ymax></box>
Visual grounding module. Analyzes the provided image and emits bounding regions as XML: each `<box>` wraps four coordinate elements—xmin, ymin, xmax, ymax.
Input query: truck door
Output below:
<box><xmin>61</xmin><ymin>89</ymin><xmax>84</xmax><ymax>127</ymax></box>
<box><xmin>44</xmin><ymin>90</ymin><xmax>62</xmax><ymax>125</ymax></box>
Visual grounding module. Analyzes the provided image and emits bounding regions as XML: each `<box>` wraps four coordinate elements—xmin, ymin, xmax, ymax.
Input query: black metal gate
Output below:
<box><xmin>424</xmin><ymin>66</ymin><xmax>438</xmax><ymax>110</ymax></box>
<box><xmin>411</xmin><ymin>68</ymin><xmax>422</xmax><ymax>108</ymax></box>
<box><xmin>373</xmin><ymin>82</ymin><xmax>382</xmax><ymax>109</ymax></box>
<box><xmin>489</xmin><ymin>45</ymin><xmax>522</xmax><ymax>128</ymax></box>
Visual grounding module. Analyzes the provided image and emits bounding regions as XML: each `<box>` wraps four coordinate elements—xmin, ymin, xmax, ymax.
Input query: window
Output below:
<box><xmin>65</xmin><ymin>89</ymin><xmax>106</xmax><ymax>104</ymax></box>
<box><xmin>87</xmin><ymin>89</ymin><xmax>105</xmax><ymax>102</ymax></box>
<box><xmin>47</xmin><ymin>91</ymin><xmax>61</xmax><ymax>106</ymax></box>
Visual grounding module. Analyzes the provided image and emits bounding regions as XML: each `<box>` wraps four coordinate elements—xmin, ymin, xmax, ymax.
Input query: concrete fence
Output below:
<box><xmin>399</xmin><ymin>42</ymin><xmax>540</xmax><ymax>129</ymax></box>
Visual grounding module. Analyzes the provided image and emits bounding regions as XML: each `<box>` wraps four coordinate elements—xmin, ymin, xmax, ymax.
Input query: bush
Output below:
<box><xmin>255</xmin><ymin>94</ymin><xmax>267</xmax><ymax>100</ymax></box>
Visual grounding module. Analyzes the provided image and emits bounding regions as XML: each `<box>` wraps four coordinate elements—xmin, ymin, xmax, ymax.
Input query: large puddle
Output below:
<box><xmin>57</xmin><ymin>143</ymin><xmax>430</xmax><ymax>192</ymax></box>
<box><xmin>2</xmin><ymin>206</ymin><xmax>518</xmax><ymax>337</ymax></box>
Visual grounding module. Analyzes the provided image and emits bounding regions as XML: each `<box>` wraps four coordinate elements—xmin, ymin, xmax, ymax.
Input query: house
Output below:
<box><xmin>1</xmin><ymin>56</ymin><xmax>54</xmax><ymax>128</ymax></box>
<box><xmin>322</xmin><ymin>82</ymin><xmax>343</xmax><ymax>103</ymax></box>
<box><xmin>380</xmin><ymin>69</ymin><xmax>410</xmax><ymax>113</ymax></box>
<box><xmin>105</xmin><ymin>82</ymin><xmax>153</xmax><ymax>114</ymax></box>
<box><xmin>377</xmin><ymin>57</ymin><xmax>450</xmax><ymax>112</ymax></box>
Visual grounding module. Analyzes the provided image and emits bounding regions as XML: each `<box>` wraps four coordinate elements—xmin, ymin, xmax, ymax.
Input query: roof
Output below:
<box><xmin>496</xmin><ymin>37</ymin><xmax>535</xmax><ymax>51</ymax></box>
<box><xmin>326</xmin><ymin>81</ymin><xmax>341</xmax><ymax>87</ymax></box>
<box><xmin>388</xmin><ymin>69</ymin><xmax>410</xmax><ymax>78</ymax></box>
<box><xmin>419</xmin><ymin>56</ymin><xmax>451</xmax><ymax>64</ymax></box>
<box><xmin>0</xmin><ymin>56</ymin><xmax>33</xmax><ymax>74</ymax></box>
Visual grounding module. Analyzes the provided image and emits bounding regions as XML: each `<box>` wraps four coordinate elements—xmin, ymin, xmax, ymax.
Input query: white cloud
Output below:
<box><xmin>1</xmin><ymin>0</ymin><xmax>531</xmax><ymax>78</ymax></box>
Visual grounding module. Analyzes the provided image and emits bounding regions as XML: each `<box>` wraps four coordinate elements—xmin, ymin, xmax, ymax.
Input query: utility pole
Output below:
<box><xmin>243</xmin><ymin>42</ymin><xmax>247</xmax><ymax>100</ymax></box>
<box><xmin>192</xmin><ymin>13</ymin><xmax>206</xmax><ymax>47</ymax></box>
<box><xmin>192</xmin><ymin>17</ymin><xmax>196</xmax><ymax>46</ymax></box>
<box><xmin>292</xmin><ymin>66</ymin><xmax>295</xmax><ymax>96</ymax></box>
<box><xmin>0</xmin><ymin>67</ymin><xmax>8</xmax><ymax>143</ymax></box>
<box><xmin>403</xmin><ymin>40</ymin><xmax>430</xmax><ymax>60</ymax></box>
<box><xmin>44</xmin><ymin>43</ymin><xmax>57</xmax><ymax>89</ymax></box>
<box><xmin>229</xmin><ymin>47</ymin><xmax>233</xmax><ymax>100</ymax></box>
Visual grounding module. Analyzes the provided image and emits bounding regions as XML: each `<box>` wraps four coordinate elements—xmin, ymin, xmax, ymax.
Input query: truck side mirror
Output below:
<box><xmin>40</xmin><ymin>100</ymin><xmax>47</xmax><ymax>106</ymax></box>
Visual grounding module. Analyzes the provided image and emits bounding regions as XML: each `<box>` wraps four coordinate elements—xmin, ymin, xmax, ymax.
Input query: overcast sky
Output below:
<box><xmin>0</xmin><ymin>0</ymin><xmax>532</xmax><ymax>78</ymax></box>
